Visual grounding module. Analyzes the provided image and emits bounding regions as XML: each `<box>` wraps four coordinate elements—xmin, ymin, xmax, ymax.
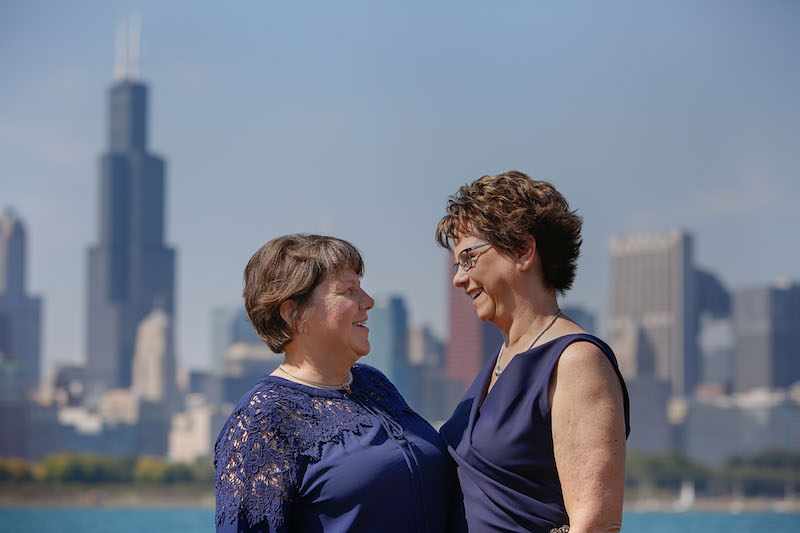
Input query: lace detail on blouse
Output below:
<box><xmin>214</xmin><ymin>365</ymin><xmax>412</xmax><ymax>530</ymax></box>
<box><xmin>352</xmin><ymin>364</ymin><xmax>415</xmax><ymax>419</ymax></box>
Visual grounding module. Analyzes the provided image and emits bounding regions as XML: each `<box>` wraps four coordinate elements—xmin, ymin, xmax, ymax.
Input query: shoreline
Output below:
<box><xmin>0</xmin><ymin>483</ymin><xmax>214</xmax><ymax>509</ymax></box>
<box><xmin>626</xmin><ymin>496</ymin><xmax>800</xmax><ymax>514</ymax></box>
<box><xmin>1</xmin><ymin>484</ymin><xmax>798</xmax><ymax>514</ymax></box>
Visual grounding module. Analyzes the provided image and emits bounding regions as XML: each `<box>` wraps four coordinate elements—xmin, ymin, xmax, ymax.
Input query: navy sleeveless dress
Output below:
<box><xmin>440</xmin><ymin>333</ymin><xmax>631</xmax><ymax>533</ymax></box>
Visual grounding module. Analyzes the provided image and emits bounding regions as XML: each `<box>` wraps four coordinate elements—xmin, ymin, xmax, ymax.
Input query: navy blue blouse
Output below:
<box><xmin>440</xmin><ymin>334</ymin><xmax>630</xmax><ymax>533</ymax></box>
<box><xmin>214</xmin><ymin>364</ymin><xmax>452</xmax><ymax>533</ymax></box>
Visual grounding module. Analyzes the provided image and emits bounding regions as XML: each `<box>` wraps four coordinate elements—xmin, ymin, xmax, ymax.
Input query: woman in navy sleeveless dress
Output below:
<box><xmin>436</xmin><ymin>172</ymin><xmax>630</xmax><ymax>533</ymax></box>
<box><xmin>215</xmin><ymin>235</ymin><xmax>452</xmax><ymax>532</ymax></box>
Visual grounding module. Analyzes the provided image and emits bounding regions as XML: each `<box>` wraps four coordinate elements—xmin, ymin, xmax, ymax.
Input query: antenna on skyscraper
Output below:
<box><xmin>112</xmin><ymin>14</ymin><xmax>142</xmax><ymax>81</ymax></box>
<box><xmin>128</xmin><ymin>13</ymin><xmax>141</xmax><ymax>80</ymax></box>
<box><xmin>113</xmin><ymin>21</ymin><xmax>127</xmax><ymax>81</ymax></box>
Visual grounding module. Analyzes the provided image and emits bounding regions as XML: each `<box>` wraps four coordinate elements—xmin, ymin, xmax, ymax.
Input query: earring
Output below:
<box><xmin>300</xmin><ymin>325</ymin><xmax>308</xmax><ymax>334</ymax></box>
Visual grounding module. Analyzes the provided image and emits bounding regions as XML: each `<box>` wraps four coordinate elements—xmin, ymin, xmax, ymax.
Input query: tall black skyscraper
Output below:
<box><xmin>86</xmin><ymin>22</ymin><xmax>176</xmax><ymax>396</ymax></box>
<box><xmin>0</xmin><ymin>208</ymin><xmax>42</xmax><ymax>391</ymax></box>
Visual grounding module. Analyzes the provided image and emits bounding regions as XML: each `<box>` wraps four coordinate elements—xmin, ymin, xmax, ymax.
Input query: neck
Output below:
<box><xmin>282</xmin><ymin>343</ymin><xmax>355</xmax><ymax>385</ymax></box>
<box><xmin>498</xmin><ymin>287</ymin><xmax>560</xmax><ymax>349</ymax></box>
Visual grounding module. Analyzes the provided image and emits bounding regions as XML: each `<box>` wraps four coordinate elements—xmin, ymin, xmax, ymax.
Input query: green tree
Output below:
<box><xmin>0</xmin><ymin>457</ymin><xmax>33</xmax><ymax>482</ymax></box>
<box><xmin>133</xmin><ymin>456</ymin><xmax>168</xmax><ymax>483</ymax></box>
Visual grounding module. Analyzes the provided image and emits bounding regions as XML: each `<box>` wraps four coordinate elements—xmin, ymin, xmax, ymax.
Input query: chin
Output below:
<box><xmin>475</xmin><ymin>307</ymin><xmax>494</xmax><ymax>323</ymax></box>
<box><xmin>354</xmin><ymin>345</ymin><xmax>370</xmax><ymax>358</ymax></box>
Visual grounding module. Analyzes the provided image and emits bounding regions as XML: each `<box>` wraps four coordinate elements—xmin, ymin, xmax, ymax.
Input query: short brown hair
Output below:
<box><xmin>243</xmin><ymin>234</ymin><xmax>365</xmax><ymax>353</ymax></box>
<box><xmin>435</xmin><ymin>170</ymin><xmax>582</xmax><ymax>295</ymax></box>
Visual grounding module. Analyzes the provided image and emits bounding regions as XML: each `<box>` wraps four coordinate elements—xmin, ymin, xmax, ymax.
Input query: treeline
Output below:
<box><xmin>3</xmin><ymin>451</ymin><xmax>799</xmax><ymax>495</ymax></box>
<box><xmin>627</xmin><ymin>450</ymin><xmax>800</xmax><ymax>497</ymax></box>
<box><xmin>0</xmin><ymin>454</ymin><xmax>214</xmax><ymax>484</ymax></box>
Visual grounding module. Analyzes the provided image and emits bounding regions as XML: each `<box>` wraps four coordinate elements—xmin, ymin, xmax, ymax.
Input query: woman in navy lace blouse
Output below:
<box><xmin>215</xmin><ymin>234</ymin><xmax>452</xmax><ymax>532</ymax></box>
<box><xmin>436</xmin><ymin>172</ymin><xmax>630</xmax><ymax>533</ymax></box>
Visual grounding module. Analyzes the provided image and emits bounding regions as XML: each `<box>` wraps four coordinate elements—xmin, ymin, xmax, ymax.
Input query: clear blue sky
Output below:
<box><xmin>2</xmin><ymin>0</ymin><xmax>798</xmax><ymax>372</ymax></box>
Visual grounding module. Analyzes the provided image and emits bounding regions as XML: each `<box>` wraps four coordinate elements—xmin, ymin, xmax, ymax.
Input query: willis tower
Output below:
<box><xmin>86</xmin><ymin>19</ymin><xmax>176</xmax><ymax>398</ymax></box>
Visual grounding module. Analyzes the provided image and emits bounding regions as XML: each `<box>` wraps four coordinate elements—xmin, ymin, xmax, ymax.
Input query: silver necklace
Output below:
<box><xmin>494</xmin><ymin>309</ymin><xmax>562</xmax><ymax>376</ymax></box>
<box><xmin>278</xmin><ymin>365</ymin><xmax>353</xmax><ymax>393</ymax></box>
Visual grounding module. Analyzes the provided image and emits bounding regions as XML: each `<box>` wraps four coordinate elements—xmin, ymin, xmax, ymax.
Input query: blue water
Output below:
<box><xmin>0</xmin><ymin>509</ymin><xmax>798</xmax><ymax>532</ymax></box>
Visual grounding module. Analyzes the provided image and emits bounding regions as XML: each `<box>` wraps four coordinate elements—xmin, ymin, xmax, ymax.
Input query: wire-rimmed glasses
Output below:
<box><xmin>453</xmin><ymin>243</ymin><xmax>492</xmax><ymax>273</ymax></box>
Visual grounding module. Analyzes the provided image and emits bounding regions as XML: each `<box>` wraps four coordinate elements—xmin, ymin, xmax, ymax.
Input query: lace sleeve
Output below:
<box><xmin>215</xmin><ymin>387</ymin><xmax>301</xmax><ymax>532</ymax></box>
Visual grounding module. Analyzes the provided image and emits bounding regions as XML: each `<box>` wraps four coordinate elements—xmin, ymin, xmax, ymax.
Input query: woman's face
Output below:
<box><xmin>303</xmin><ymin>268</ymin><xmax>375</xmax><ymax>361</ymax></box>
<box><xmin>451</xmin><ymin>233</ymin><xmax>516</xmax><ymax>326</ymax></box>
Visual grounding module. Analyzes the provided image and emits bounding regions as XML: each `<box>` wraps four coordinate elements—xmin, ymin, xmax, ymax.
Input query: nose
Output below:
<box><xmin>452</xmin><ymin>264</ymin><xmax>469</xmax><ymax>289</ymax></box>
<box><xmin>360</xmin><ymin>288</ymin><xmax>375</xmax><ymax>310</ymax></box>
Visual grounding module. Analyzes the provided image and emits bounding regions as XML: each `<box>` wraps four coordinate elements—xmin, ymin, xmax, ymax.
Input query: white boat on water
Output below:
<box><xmin>674</xmin><ymin>479</ymin><xmax>696</xmax><ymax>512</ymax></box>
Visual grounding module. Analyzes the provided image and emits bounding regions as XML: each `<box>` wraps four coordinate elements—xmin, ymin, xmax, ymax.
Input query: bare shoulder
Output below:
<box><xmin>549</xmin><ymin>340</ymin><xmax>623</xmax><ymax>406</ymax></box>
<box><xmin>558</xmin><ymin>340</ymin><xmax>618</xmax><ymax>379</ymax></box>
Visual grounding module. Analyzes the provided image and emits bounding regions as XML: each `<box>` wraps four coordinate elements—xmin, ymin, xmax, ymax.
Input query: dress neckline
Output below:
<box><xmin>476</xmin><ymin>335</ymin><xmax>562</xmax><ymax>411</ymax></box>
<box><xmin>261</xmin><ymin>369</ymin><xmax>359</xmax><ymax>398</ymax></box>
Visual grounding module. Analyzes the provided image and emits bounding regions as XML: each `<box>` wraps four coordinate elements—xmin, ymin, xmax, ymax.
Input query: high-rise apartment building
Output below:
<box><xmin>733</xmin><ymin>281</ymin><xmax>800</xmax><ymax>393</ymax></box>
<box><xmin>0</xmin><ymin>209</ymin><xmax>42</xmax><ymax>391</ymax></box>
<box><xmin>609</xmin><ymin>230</ymin><xmax>698</xmax><ymax>397</ymax></box>
<box><xmin>368</xmin><ymin>295</ymin><xmax>409</xmax><ymax>397</ymax></box>
<box><xmin>132</xmin><ymin>308</ymin><xmax>176</xmax><ymax>406</ymax></box>
<box><xmin>85</xmin><ymin>25</ymin><xmax>176</xmax><ymax>397</ymax></box>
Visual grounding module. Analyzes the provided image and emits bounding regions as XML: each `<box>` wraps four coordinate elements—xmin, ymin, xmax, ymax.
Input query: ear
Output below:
<box><xmin>517</xmin><ymin>235</ymin><xmax>537</xmax><ymax>272</ymax></box>
<box><xmin>279</xmin><ymin>300</ymin><xmax>299</xmax><ymax>331</ymax></box>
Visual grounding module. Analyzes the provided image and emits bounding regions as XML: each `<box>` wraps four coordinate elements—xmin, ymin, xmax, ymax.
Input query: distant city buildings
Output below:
<box><xmin>210</xmin><ymin>305</ymin><xmax>261</xmax><ymax>371</ymax></box>
<box><xmin>85</xmin><ymin>27</ymin><xmax>176</xmax><ymax>399</ymax></box>
<box><xmin>609</xmin><ymin>230</ymin><xmax>698</xmax><ymax>398</ymax></box>
<box><xmin>132</xmin><ymin>308</ymin><xmax>177</xmax><ymax>408</ymax></box>
<box><xmin>609</xmin><ymin>228</ymin><xmax>800</xmax><ymax>461</ymax></box>
<box><xmin>406</xmin><ymin>324</ymin><xmax>456</xmax><ymax>423</ymax></box>
<box><xmin>18</xmin><ymin>22</ymin><xmax>181</xmax><ymax>461</ymax></box>
<box><xmin>408</xmin><ymin>324</ymin><xmax>444</xmax><ymax>369</ymax></box>
<box><xmin>677</xmin><ymin>386</ymin><xmax>800</xmax><ymax>465</ymax></box>
<box><xmin>367</xmin><ymin>295</ymin><xmax>409</xmax><ymax>397</ymax></box>
<box><xmin>0</xmin><ymin>209</ymin><xmax>43</xmax><ymax>392</ymax></box>
<box><xmin>0</xmin><ymin>359</ymin><xmax>29</xmax><ymax>457</ymax></box>
<box><xmin>733</xmin><ymin>281</ymin><xmax>800</xmax><ymax>394</ymax></box>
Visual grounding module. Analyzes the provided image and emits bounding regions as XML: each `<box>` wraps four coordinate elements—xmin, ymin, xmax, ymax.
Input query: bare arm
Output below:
<box><xmin>549</xmin><ymin>341</ymin><xmax>626</xmax><ymax>533</ymax></box>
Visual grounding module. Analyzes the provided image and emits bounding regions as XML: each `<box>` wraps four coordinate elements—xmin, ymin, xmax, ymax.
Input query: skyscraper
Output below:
<box><xmin>132</xmin><ymin>308</ymin><xmax>176</xmax><ymax>405</ymax></box>
<box><xmin>0</xmin><ymin>208</ymin><xmax>42</xmax><ymax>391</ymax></box>
<box><xmin>85</xmin><ymin>22</ymin><xmax>176</xmax><ymax>397</ymax></box>
<box><xmin>609</xmin><ymin>230</ymin><xmax>698</xmax><ymax>397</ymax></box>
<box><xmin>733</xmin><ymin>281</ymin><xmax>800</xmax><ymax>393</ymax></box>
<box><xmin>368</xmin><ymin>295</ymin><xmax>409</xmax><ymax>398</ymax></box>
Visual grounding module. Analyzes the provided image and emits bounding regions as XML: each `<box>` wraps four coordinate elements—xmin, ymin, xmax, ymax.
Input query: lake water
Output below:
<box><xmin>0</xmin><ymin>508</ymin><xmax>798</xmax><ymax>532</ymax></box>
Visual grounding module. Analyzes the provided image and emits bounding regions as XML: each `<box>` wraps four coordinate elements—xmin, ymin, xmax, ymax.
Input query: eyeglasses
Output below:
<box><xmin>453</xmin><ymin>243</ymin><xmax>492</xmax><ymax>273</ymax></box>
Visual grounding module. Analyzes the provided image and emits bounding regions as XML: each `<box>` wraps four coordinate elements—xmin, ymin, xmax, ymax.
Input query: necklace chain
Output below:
<box><xmin>494</xmin><ymin>309</ymin><xmax>562</xmax><ymax>376</ymax></box>
<box><xmin>278</xmin><ymin>365</ymin><xmax>353</xmax><ymax>393</ymax></box>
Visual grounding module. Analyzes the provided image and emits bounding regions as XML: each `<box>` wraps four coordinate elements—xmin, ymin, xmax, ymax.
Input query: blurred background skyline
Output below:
<box><xmin>2</xmin><ymin>0</ymin><xmax>799</xmax><ymax>376</ymax></box>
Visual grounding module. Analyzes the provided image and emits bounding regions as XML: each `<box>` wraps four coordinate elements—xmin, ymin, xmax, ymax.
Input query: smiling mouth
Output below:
<box><xmin>468</xmin><ymin>289</ymin><xmax>483</xmax><ymax>300</ymax></box>
<box><xmin>354</xmin><ymin>321</ymin><xmax>368</xmax><ymax>327</ymax></box>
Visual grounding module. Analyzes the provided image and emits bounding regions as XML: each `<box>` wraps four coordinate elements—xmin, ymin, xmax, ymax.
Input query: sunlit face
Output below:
<box><xmin>303</xmin><ymin>269</ymin><xmax>375</xmax><ymax>361</ymax></box>
<box><xmin>451</xmin><ymin>233</ymin><xmax>514</xmax><ymax>325</ymax></box>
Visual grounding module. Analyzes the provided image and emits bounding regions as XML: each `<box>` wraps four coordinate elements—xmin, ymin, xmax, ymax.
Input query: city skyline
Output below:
<box><xmin>2</xmin><ymin>1</ymin><xmax>798</xmax><ymax>374</ymax></box>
